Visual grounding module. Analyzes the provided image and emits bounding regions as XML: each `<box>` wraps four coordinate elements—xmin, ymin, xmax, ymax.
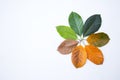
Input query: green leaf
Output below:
<box><xmin>56</xmin><ymin>25</ymin><xmax>78</xmax><ymax>40</ymax></box>
<box><xmin>68</xmin><ymin>12</ymin><xmax>83</xmax><ymax>36</ymax></box>
<box><xmin>87</xmin><ymin>32</ymin><xmax>110</xmax><ymax>47</ymax></box>
<box><xmin>83</xmin><ymin>14</ymin><xmax>102</xmax><ymax>37</ymax></box>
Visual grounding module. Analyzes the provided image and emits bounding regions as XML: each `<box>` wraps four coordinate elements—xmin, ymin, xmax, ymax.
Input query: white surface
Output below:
<box><xmin>0</xmin><ymin>0</ymin><xmax>120</xmax><ymax>80</ymax></box>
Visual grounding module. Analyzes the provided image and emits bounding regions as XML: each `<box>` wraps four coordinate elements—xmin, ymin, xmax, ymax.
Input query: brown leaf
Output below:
<box><xmin>57</xmin><ymin>39</ymin><xmax>78</xmax><ymax>55</ymax></box>
<box><xmin>85</xmin><ymin>45</ymin><xmax>104</xmax><ymax>65</ymax></box>
<box><xmin>87</xmin><ymin>32</ymin><xmax>110</xmax><ymax>47</ymax></box>
<box><xmin>71</xmin><ymin>45</ymin><xmax>87</xmax><ymax>68</ymax></box>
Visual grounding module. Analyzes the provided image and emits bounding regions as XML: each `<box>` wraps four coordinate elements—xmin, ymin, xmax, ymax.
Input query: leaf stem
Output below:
<box><xmin>78</xmin><ymin>35</ymin><xmax>86</xmax><ymax>46</ymax></box>
<box><xmin>82</xmin><ymin>39</ymin><xmax>86</xmax><ymax>46</ymax></box>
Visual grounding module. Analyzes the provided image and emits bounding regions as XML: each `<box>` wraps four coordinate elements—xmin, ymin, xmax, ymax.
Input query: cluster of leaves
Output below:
<box><xmin>56</xmin><ymin>12</ymin><xmax>110</xmax><ymax>68</ymax></box>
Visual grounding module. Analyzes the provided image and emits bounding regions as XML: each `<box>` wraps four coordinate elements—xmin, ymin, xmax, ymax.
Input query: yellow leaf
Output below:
<box><xmin>57</xmin><ymin>40</ymin><xmax>78</xmax><ymax>55</ymax></box>
<box><xmin>87</xmin><ymin>32</ymin><xmax>110</xmax><ymax>47</ymax></box>
<box><xmin>71</xmin><ymin>45</ymin><xmax>87</xmax><ymax>68</ymax></box>
<box><xmin>85</xmin><ymin>45</ymin><xmax>104</xmax><ymax>65</ymax></box>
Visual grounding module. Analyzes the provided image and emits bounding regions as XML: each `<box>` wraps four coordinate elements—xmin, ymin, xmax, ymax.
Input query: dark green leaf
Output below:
<box><xmin>69</xmin><ymin>12</ymin><xmax>83</xmax><ymax>36</ymax></box>
<box><xmin>83</xmin><ymin>14</ymin><xmax>102</xmax><ymax>37</ymax></box>
<box><xmin>56</xmin><ymin>25</ymin><xmax>78</xmax><ymax>40</ymax></box>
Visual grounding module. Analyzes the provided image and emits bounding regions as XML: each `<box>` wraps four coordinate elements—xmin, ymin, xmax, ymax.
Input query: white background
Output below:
<box><xmin>0</xmin><ymin>0</ymin><xmax>120</xmax><ymax>80</ymax></box>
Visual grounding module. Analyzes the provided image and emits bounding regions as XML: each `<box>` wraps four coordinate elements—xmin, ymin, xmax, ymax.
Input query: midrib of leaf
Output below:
<box><xmin>67</xmin><ymin>29</ymin><xmax>77</xmax><ymax>39</ymax></box>
<box><xmin>73</xmin><ymin>13</ymin><xmax>80</xmax><ymax>35</ymax></box>
<box><xmin>84</xmin><ymin>17</ymin><xmax>96</xmax><ymax>36</ymax></box>
<box><xmin>73</xmin><ymin>50</ymin><xmax>79</xmax><ymax>63</ymax></box>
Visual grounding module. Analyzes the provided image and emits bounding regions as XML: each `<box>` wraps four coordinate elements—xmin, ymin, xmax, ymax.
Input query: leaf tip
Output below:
<box><xmin>56</xmin><ymin>25</ymin><xmax>60</xmax><ymax>30</ymax></box>
<box><xmin>71</xmin><ymin>11</ymin><xmax>75</xmax><ymax>14</ymax></box>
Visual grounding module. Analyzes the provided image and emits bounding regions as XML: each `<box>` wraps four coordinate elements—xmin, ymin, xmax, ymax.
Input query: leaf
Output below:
<box><xmin>56</xmin><ymin>25</ymin><xmax>77</xmax><ymax>40</ymax></box>
<box><xmin>85</xmin><ymin>45</ymin><xmax>104</xmax><ymax>65</ymax></box>
<box><xmin>83</xmin><ymin>14</ymin><xmax>102</xmax><ymax>37</ymax></box>
<box><xmin>57</xmin><ymin>40</ymin><xmax>78</xmax><ymax>55</ymax></box>
<box><xmin>71</xmin><ymin>45</ymin><xmax>87</xmax><ymax>68</ymax></box>
<box><xmin>69</xmin><ymin>12</ymin><xmax>83</xmax><ymax>36</ymax></box>
<box><xmin>87</xmin><ymin>32</ymin><xmax>110</xmax><ymax>47</ymax></box>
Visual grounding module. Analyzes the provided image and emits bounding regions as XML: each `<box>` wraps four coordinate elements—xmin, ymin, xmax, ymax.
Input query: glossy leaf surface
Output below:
<box><xmin>83</xmin><ymin>14</ymin><xmax>102</xmax><ymax>37</ymax></box>
<box><xmin>69</xmin><ymin>12</ymin><xmax>83</xmax><ymax>36</ymax></box>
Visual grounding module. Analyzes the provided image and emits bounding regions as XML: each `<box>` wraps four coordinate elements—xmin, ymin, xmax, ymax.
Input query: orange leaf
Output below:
<box><xmin>71</xmin><ymin>45</ymin><xmax>87</xmax><ymax>68</ymax></box>
<box><xmin>57</xmin><ymin>39</ymin><xmax>78</xmax><ymax>55</ymax></box>
<box><xmin>85</xmin><ymin>45</ymin><xmax>104</xmax><ymax>65</ymax></box>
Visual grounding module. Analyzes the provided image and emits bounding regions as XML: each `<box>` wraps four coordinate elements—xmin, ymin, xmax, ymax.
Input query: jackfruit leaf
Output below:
<box><xmin>87</xmin><ymin>32</ymin><xmax>110</xmax><ymax>47</ymax></box>
<box><xmin>69</xmin><ymin>12</ymin><xmax>83</xmax><ymax>36</ymax></box>
<box><xmin>71</xmin><ymin>45</ymin><xmax>87</xmax><ymax>68</ymax></box>
<box><xmin>83</xmin><ymin>14</ymin><xmax>102</xmax><ymax>37</ymax></box>
<box><xmin>85</xmin><ymin>45</ymin><xmax>104</xmax><ymax>65</ymax></box>
<box><xmin>56</xmin><ymin>25</ymin><xmax>77</xmax><ymax>40</ymax></box>
<box><xmin>57</xmin><ymin>40</ymin><xmax>78</xmax><ymax>55</ymax></box>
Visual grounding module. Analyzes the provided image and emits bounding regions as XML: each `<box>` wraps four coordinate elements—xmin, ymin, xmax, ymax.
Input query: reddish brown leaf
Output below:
<box><xmin>85</xmin><ymin>45</ymin><xmax>104</xmax><ymax>65</ymax></box>
<box><xmin>71</xmin><ymin>45</ymin><xmax>87</xmax><ymax>68</ymax></box>
<box><xmin>57</xmin><ymin>39</ymin><xmax>78</xmax><ymax>55</ymax></box>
